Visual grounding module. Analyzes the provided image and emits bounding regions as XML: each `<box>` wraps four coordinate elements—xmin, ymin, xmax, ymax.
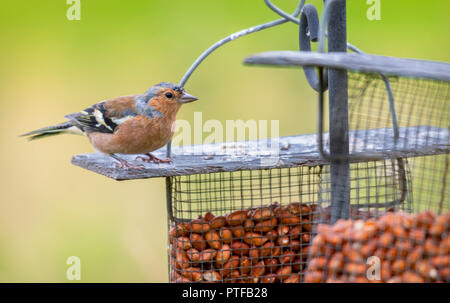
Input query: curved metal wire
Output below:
<box><xmin>178</xmin><ymin>0</ymin><xmax>306</xmax><ymax>87</ymax></box>
<box><xmin>264</xmin><ymin>0</ymin><xmax>302</xmax><ymax>24</ymax></box>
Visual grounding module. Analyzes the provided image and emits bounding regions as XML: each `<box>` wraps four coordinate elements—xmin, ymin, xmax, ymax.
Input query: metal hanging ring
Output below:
<box><xmin>299</xmin><ymin>4</ymin><xmax>328</xmax><ymax>92</ymax></box>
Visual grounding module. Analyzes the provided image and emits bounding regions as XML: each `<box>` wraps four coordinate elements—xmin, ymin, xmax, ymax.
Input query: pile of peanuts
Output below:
<box><xmin>169</xmin><ymin>202</ymin><xmax>317</xmax><ymax>283</ymax></box>
<box><xmin>304</xmin><ymin>211</ymin><xmax>450</xmax><ymax>283</ymax></box>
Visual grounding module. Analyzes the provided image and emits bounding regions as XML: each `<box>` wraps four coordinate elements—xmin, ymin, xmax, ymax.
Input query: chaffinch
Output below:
<box><xmin>22</xmin><ymin>82</ymin><xmax>198</xmax><ymax>168</ymax></box>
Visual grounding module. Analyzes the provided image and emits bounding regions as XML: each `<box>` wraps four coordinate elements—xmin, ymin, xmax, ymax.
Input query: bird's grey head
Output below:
<box><xmin>134</xmin><ymin>82</ymin><xmax>198</xmax><ymax>117</ymax></box>
<box><xmin>143</xmin><ymin>82</ymin><xmax>183</xmax><ymax>102</ymax></box>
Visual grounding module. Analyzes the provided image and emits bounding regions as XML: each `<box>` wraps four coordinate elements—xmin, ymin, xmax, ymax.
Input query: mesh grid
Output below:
<box><xmin>318</xmin><ymin>159</ymin><xmax>413</xmax><ymax>219</ymax></box>
<box><xmin>167</xmin><ymin>71</ymin><xmax>449</xmax><ymax>283</ymax></box>
<box><xmin>307</xmin><ymin>72</ymin><xmax>449</xmax><ymax>283</ymax></box>
<box><xmin>169</xmin><ymin>167</ymin><xmax>322</xmax><ymax>283</ymax></box>
<box><xmin>172</xmin><ymin>167</ymin><xmax>322</xmax><ymax>220</ymax></box>
<box><xmin>345</xmin><ymin>72</ymin><xmax>449</xmax><ymax>214</ymax></box>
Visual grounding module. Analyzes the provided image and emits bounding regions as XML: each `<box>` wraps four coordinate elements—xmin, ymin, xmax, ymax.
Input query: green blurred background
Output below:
<box><xmin>0</xmin><ymin>0</ymin><xmax>448</xmax><ymax>282</ymax></box>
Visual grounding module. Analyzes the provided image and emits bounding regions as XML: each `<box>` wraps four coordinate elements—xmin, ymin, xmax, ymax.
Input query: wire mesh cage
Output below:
<box><xmin>301</xmin><ymin>71</ymin><xmax>450</xmax><ymax>283</ymax></box>
<box><xmin>168</xmin><ymin>167</ymin><xmax>323</xmax><ymax>283</ymax></box>
<box><xmin>345</xmin><ymin>72</ymin><xmax>449</xmax><ymax>215</ymax></box>
<box><xmin>317</xmin><ymin>71</ymin><xmax>449</xmax><ymax>217</ymax></box>
<box><xmin>242</xmin><ymin>51</ymin><xmax>450</xmax><ymax>283</ymax></box>
<box><xmin>165</xmin><ymin>52</ymin><xmax>450</xmax><ymax>283</ymax></box>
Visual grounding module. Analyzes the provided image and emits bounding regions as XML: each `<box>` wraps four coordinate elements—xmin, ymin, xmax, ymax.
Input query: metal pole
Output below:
<box><xmin>326</xmin><ymin>0</ymin><xmax>350</xmax><ymax>223</ymax></box>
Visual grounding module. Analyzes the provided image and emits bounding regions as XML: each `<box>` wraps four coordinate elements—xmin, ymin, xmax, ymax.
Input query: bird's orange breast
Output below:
<box><xmin>88</xmin><ymin>115</ymin><xmax>175</xmax><ymax>154</ymax></box>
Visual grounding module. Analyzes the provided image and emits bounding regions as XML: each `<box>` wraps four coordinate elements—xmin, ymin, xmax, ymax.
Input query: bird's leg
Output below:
<box><xmin>110</xmin><ymin>154</ymin><xmax>144</xmax><ymax>169</ymax></box>
<box><xmin>136</xmin><ymin>153</ymin><xmax>172</xmax><ymax>164</ymax></box>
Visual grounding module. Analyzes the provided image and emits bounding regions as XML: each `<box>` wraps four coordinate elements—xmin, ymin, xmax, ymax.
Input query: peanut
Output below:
<box><xmin>252</xmin><ymin>207</ymin><xmax>273</xmax><ymax>221</ymax></box>
<box><xmin>391</xmin><ymin>259</ymin><xmax>407</xmax><ymax>274</ymax></box>
<box><xmin>301</xmin><ymin>219</ymin><xmax>312</xmax><ymax>232</ymax></box>
<box><xmin>221</xmin><ymin>255</ymin><xmax>240</xmax><ymax>277</ymax></box>
<box><xmin>276</xmin><ymin>266</ymin><xmax>292</xmax><ymax>281</ymax></box>
<box><xmin>203</xmin><ymin>270</ymin><xmax>221</xmax><ymax>282</ymax></box>
<box><xmin>226</xmin><ymin>210</ymin><xmax>248</xmax><ymax>226</ymax></box>
<box><xmin>186</xmin><ymin>248</ymin><xmax>200</xmax><ymax>262</ymax></box>
<box><xmin>286</xmin><ymin>203</ymin><xmax>301</xmax><ymax>215</ymax></box>
<box><xmin>215</xmin><ymin>244</ymin><xmax>231</xmax><ymax>266</ymax></box>
<box><xmin>280</xmin><ymin>210</ymin><xmax>301</xmax><ymax>225</ymax></box>
<box><xmin>205</xmin><ymin>230</ymin><xmax>222</xmax><ymax>250</ymax></box>
<box><xmin>231</xmin><ymin>241</ymin><xmax>250</xmax><ymax>256</ymax></box>
<box><xmin>243</xmin><ymin>232</ymin><xmax>268</xmax><ymax>246</ymax></box>
<box><xmin>170</xmin><ymin>223</ymin><xmax>189</xmax><ymax>237</ymax></box>
<box><xmin>190</xmin><ymin>233</ymin><xmax>207</xmax><ymax>251</ymax></box>
<box><xmin>239</xmin><ymin>257</ymin><xmax>251</xmax><ymax>275</ymax></box>
<box><xmin>431</xmin><ymin>255</ymin><xmax>450</xmax><ymax>268</ymax></box>
<box><xmin>415</xmin><ymin>260</ymin><xmax>438</xmax><ymax>280</ymax></box>
<box><xmin>250</xmin><ymin>261</ymin><xmax>265</xmax><ymax>283</ymax></box>
<box><xmin>304</xmin><ymin>271</ymin><xmax>323</xmax><ymax>283</ymax></box>
<box><xmin>190</xmin><ymin>219</ymin><xmax>210</xmax><ymax>233</ymax></box>
<box><xmin>264</xmin><ymin>258</ymin><xmax>279</xmax><ymax>272</ymax></box>
<box><xmin>254</xmin><ymin>217</ymin><xmax>277</xmax><ymax>233</ymax></box>
<box><xmin>277</xmin><ymin>224</ymin><xmax>289</xmax><ymax>236</ymax></box>
<box><xmin>231</xmin><ymin>226</ymin><xmax>245</xmax><ymax>238</ymax></box>
<box><xmin>243</xmin><ymin>218</ymin><xmax>254</xmax><ymax>231</ymax></box>
<box><xmin>402</xmin><ymin>271</ymin><xmax>425</xmax><ymax>283</ymax></box>
<box><xmin>175</xmin><ymin>249</ymin><xmax>190</xmax><ymax>269</ymax></box>
<box><xmin>289</xmin><ymin>225</ymin><xmax>301</xmax><ymax>239</ymax></box>
<box><xmin>308</xmin><ymin>256</ymin><xmax>328</xmax><ymax>271</ymax></box>
<box><xmin>290</xmin><ymin>240</ymin><xmax>301</xmax><ymax>251</ymax></box>
<box><xmin>265</xmin><ymin>230</ymin><xmax>278</xmax><ymax>242</ymax></box>
<box><xmin>220</xmin><ymin>227</ymin><xmax>233</xmax><ymax>244</ymax></box>
<box><xmin>424</xmin><ymin>238</ymin><xmax>440</xmax><ymax>256</ymax></box>
<box><xmin>276</xmin><ymin>235</ymin><xmax>290</xmax><ymax>246</ymax></box>
<box><xmin>199</xmin><ymin>249</ymin><xmax>217</xmax><ymax>262</ymax></box>
<box><xmin>260</xmin><ymin>242</ymin><xmax>275</xmax><ymax>258</ymax></box>
<box><xmin>182</xmin><ymin>267</ymin><xmax>202</xmax><ymax>282</ymax></box>
<box><xmin>176</xmin><ymin>236</ymin><xmax>192</xmax><ymax>250</ymax></box>
<box><xmin>328</xmin><ymin>252</ymin><xmax>344</xmax><ymax>273</ymax></box>
<box><xmin>283</xmin><ymin>274</ymin><xmax>300</xmax><ymax>283</ymax></box>
<box><xmin>248</xmin><ymin>246</ymin><xmax>260</xmax><ymax>262</ymax></box>
<box><xmin>406</xmin><ymin>246</ymin><xmax>423</xmax><ymax>264</ymax></box>
<box><xmin>279</xmin><ymin>250</ymin><xmax>296</xmax><ymax>265</ymax></box>
<box><xmin>344</xmin><ymin>263</ymin><xmax>367</xmax><ymax>276</ymax></box>
<box><xmin>209</xmin><ymin>216</ymin><xmax>226</xmax><ymax>229</ymax></box>
<box><xmin>261</xmin><ymin>274</ymin><xmax>276</xmax><ymax>283</ymax></box>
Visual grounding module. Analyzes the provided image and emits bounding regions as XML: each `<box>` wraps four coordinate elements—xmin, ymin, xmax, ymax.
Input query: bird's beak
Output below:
<box><xmin>179</xmin><ymin>91</ymin><xmax>198</xmax><ymax>104</ymax></box>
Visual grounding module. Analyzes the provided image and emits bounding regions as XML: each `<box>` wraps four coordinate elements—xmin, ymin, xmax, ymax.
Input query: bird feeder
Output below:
<box><xmin>72</xmin><ymin>0</ymin><xmax>449</xmax><ymax>283</ymax></box>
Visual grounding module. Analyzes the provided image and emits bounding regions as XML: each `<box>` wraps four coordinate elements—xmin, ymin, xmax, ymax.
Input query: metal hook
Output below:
<box><xmin>299</xmin><ymin>4</ymin><xmax>328</xmax><ymax>92</ymax></box>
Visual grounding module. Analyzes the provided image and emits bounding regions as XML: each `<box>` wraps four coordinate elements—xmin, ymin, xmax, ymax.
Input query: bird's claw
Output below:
<box><xmin>136</xmin><ymin>153</ymin><xmax>172</xmax><ymax>164</ymax></box>
<box><xmin>114</xmin><ymin>159</ymin><xmax>145</xmax><ymax>170</ymax></box>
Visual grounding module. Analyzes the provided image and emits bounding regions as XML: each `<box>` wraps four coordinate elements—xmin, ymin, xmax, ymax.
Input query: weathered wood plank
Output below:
<box><xmin>71</xmin><ymin>126</ymin><xmax>449</xmax><ymax>180</ymax></box>
<box><xmin>243</xmin><ymin>51</ymin><xmax>450</xmax><ymax>82</ymax></box>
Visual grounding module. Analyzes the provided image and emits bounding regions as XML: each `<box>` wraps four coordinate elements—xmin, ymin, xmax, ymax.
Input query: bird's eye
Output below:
<box><xmin>165</xmin><ymin>92</ymin><xmax>173</xmax><ymax>99</ymax></box>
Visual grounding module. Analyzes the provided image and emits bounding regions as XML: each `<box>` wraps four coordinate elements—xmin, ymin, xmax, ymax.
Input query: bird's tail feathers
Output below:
<box><xmin>21</xmin><ymin>121</ymin><xmax>81</xmax><ymax>141</ymax></box>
